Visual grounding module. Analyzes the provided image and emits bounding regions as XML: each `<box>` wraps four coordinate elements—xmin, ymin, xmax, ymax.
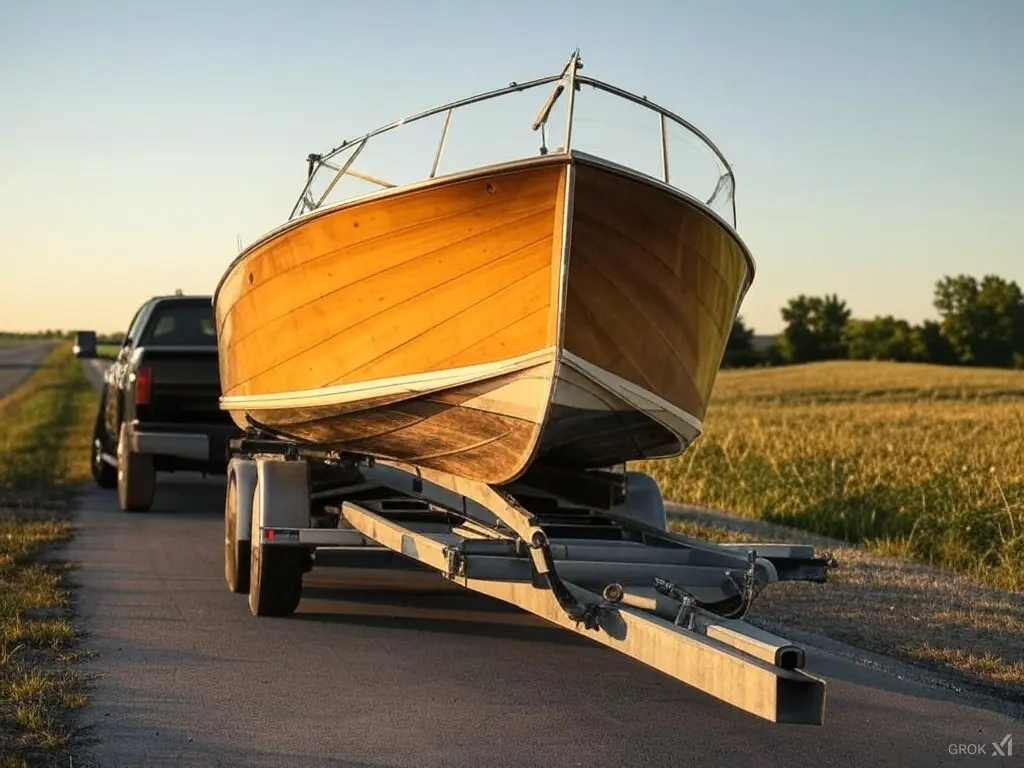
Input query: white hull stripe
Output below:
<box><xmin>221</xmin><ymin>348</ymin><xmax>704</xmax><ymax>441</ymax></box>
<box><xmin>219</xmin><ymin>347</ymin><xmax>558</xmax><ymax>411</ymax></box>
<box><xmin>559</xmin><ymin>352</ymin><xmax>704</xmax><ymax>435</ymax></box>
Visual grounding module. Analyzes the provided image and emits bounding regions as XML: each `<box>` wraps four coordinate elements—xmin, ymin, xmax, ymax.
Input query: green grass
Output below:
<box><xmin>635</xmin><ymin>360</ymin><xmax>1024</xmax><ymax>593</ymax></box>
<box><xmin>0</xmin><ymin>345</ymin><xmax>98</xmax><ymax>767</ymax></box>
<box><xmin>0</xmin><ymin>337</ymin><xmax>44</xmax><ymax>349</ymax></box>
<box><xmin>95</xmin><ymin>344</ymin><xmax>119</xmax><ymax>360</ymax></box>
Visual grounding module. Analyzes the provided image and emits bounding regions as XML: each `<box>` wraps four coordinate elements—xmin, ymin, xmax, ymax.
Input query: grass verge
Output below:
<box><xmin>0</xmin><ymin>345</ymin><xmax>98</xmax><ymax>767</ymax></box>
<box><xmin>636</xmin><ymin>360</ymin><xmax>1024</xmax><ymax>593</ymax></box>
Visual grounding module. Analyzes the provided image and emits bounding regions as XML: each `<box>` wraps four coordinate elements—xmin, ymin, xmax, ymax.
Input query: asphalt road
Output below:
<box><xmin>67</xmin><ymin>360</ymin><xmax>1021</xmax><ymax>767</ymax></box>
<box><xmin>0</xmin><ymin>341</ymin><xmax>54</xmax><ymax>397</ymax></box>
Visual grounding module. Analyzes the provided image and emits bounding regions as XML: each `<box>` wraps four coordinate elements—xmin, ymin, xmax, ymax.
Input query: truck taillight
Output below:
<box><xmin>135</xmin><ymin>366</ymin><xmax>153</xmax><ymax>406</ymax></box>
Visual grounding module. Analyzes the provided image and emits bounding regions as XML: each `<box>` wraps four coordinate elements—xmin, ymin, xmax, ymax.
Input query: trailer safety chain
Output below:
<box><xmin>653</xmin><ymin>549</ymin><xmax>765</xmax><ymax>624</ymax></box>
<box><xmin>720</xmin><ymin>549</ymin><xmax>763</xmax><ymax>621</ymax></box>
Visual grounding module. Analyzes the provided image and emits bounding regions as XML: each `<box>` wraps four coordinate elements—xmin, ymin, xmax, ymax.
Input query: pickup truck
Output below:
<box><xmin>76</xmin><ymin>294</ymin><xmax>242</xmax><ymax>512</ymax></box>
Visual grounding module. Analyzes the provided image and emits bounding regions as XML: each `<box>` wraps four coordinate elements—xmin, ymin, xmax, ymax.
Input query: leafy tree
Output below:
<box><xmin>843</xmin><ymin>316</ymin><xmax>925</xmax><ymax>362</ymax></box>
<box><xmin>913</xmin><ymin>319</ymin><xmax>958</xmax><ymax>366</ymax></box>
<box><xmin>722</xmin><ymin>316</ymin><xmax>762</xmax><ymax>368</ymax></box>
<box><xmin>933</xmin><ymin>274</ymin><xmax>1024</xmax><ymax>367</ymax></box>
<box><xmin>778</xmin><ymin>293</ymin><xmax>851</xmax><ymax>363</ymax></box>
<box><xmin>778</xmin><ymin>295</ymin><xmax>817</xmax><ymax>363</ymax></box>
<box><xmin>761</xmin><ymin>340</ymin><xmax>786</xmax><ymax>366</ymax></box>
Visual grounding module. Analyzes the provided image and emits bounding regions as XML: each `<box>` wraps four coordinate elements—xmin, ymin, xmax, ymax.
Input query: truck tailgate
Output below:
<box><xmin>136</xmin><ymin>347</ymin><xmax>229</xmax><ymax>424</ymax></box>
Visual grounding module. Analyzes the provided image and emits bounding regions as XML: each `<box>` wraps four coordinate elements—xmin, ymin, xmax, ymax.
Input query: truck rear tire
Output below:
<box><xmin>90</xmin><ymin>402</ymin><xmax>117</xmax><ymax>489</ymax></box>
<box><xmin>117</xmin><ymin>423</ymin><xmax>156</xmax><ymax>512</ymax></box>
<box><xmin>224</xmin><ymin>472</ymin><xmax>251</xmax><ymax>594</ymax></box>
<box><xmin>91</xmin><ymin>440</ymin><xmax>117</xmax><ymax>489</ymax></box>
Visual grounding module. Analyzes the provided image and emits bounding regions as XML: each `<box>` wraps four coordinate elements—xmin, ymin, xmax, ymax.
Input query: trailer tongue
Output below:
<box><xmin>223</xmin><ymin>437</ymin><xmax>832</xmax><ymax>725</ymax></box>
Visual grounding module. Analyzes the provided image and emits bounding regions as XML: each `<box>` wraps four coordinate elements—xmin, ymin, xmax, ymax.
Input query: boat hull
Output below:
<box><xmin>215</xmin><ymin>153</ymin><xmax>751</xmax><ymax>484</ymax></box>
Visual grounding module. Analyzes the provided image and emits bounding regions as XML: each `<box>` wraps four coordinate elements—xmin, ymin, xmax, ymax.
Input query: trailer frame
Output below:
<box><xmin>222</xmin><ymin>434</ymin><xmax>833</xmax><ymax>725</ymax></box>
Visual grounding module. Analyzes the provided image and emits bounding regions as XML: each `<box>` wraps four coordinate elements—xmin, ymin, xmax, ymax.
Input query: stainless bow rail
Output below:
<box><xmin>287</xmin><ymin>49</ymin><xmax>738</xmax><ymax>229</ymax></box>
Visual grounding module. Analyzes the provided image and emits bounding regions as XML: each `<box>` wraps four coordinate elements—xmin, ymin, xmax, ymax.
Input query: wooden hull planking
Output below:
<box><xmin>563</xmin><ymin>161</ymin><xmax>750</xmax><ymax>426</ymax></box>
<box><xmin>215</xmin><ymin>154</ymin><xmax>751</xmax><ymax>484</ymax></box>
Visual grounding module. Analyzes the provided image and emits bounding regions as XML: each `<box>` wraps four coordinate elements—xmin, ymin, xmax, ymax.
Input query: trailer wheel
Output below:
<box><xmin>117</xmin><ymin>423</ymin><xmax>156</xmax><ymax>512</ymax></box>
<box><xmin>248</xmin><ymin>496</ymin><xmax>304</xmax><ymax>616</ymax></box>
<box><xmin>248</xmin><ymin>544</ymin><xmax>304</xmax><ymax>617</ymax></box>
<box><xmin>224</xmin><ymin>471</ymin><xmax>250</xmax><ymax>594</ymax></box>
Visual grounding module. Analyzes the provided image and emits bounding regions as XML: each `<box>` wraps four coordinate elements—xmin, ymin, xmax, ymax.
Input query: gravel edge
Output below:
<box><xmin>665</xmin><ymin>501</ymin><xmax>1024</xmax><ymax>723</ymax></box>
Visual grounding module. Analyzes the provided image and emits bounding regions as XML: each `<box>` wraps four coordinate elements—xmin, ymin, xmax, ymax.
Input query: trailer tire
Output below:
<box><xmin>116</xmin><ymin>423</ymin><xmax>156</xmax><ymax>512</ymax></box>
<box><xmin>248</xmin><ymin>491</ymin><xmax>304</xmax><ymax>616</ymax></box>
<box><xmin>248</xmin><ymin>544</ymin><xmax>304</xmax><ymax>617</ymax></box>
<box><xmin>224</xmin><ymin>471</ymin><xmax>250</xmax><ymax>594</ymax></box>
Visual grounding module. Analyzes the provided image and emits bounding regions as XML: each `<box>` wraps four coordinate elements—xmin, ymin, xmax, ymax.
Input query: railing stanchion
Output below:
<box><xmin>430</xmin><ymin>110</ymin><xmax>454</xmax><ymax>179</ymax></box>
<box><xmin>660</xmin><ymin>113</ymin><xmax>670</xmax><ymax>184</ymax></box>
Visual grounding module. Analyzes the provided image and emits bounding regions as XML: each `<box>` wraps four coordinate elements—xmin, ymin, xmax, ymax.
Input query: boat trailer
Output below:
<box><xmin>222</xmin><ymin>436</ymin><xmax>833</xmax><ymax>725</ymax></box>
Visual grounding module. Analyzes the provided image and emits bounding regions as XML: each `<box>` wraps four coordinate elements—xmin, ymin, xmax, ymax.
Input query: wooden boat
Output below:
<box><xmin>213</xmin><ymin>50</ymin><xmax>755</xmax><ymax>486</ymax></box>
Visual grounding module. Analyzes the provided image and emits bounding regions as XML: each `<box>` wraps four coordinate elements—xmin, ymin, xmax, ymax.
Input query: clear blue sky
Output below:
<box><xmin>2</xmin><ymin>0</ymin><xmax>1021</xmax><ymax>335</ymax></box>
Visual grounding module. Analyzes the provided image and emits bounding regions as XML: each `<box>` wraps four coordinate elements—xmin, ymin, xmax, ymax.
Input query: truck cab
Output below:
<box><xmin>90</xmin><ymin>294</ymin><xmax>242</xmax><ymax>511</ymax></box>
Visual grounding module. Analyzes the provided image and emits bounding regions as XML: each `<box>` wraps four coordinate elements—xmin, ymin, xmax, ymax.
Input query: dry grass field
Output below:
<box><xmin>635</xmin><ymin>360</ymin><xmax>1024</xmax><ymax>593</ymax></box>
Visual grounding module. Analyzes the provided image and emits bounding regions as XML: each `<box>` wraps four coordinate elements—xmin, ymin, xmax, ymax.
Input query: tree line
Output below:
<box><xmin>0</xmin><ymin>330</ymin><xmax>123</xmax><ymax>344</ymax></box>
<box><xmin>724</xmin><ymin>273</ymin><xmax>1024</xmax><ymax>370</ymax></box>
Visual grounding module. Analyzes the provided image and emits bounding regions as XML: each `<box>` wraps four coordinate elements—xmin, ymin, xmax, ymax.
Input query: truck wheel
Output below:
<box><xmin>248</xmin><ymin>521</ymin><xmax>304</xmax><ymax>617</ymax></box>
<box><xmin>89</xmin><ymin>404</ymin><xmax>117</xmax><ymax>489</ymax></box>
<box><xmin>224</xmin><ymin>472</ymin><xmax>250</xmax><ymax>594</ymax></box>
<box><xmin>117</xmin><ymin>423</ymin><xmax>156</xmax><ymax>512</ymax></box>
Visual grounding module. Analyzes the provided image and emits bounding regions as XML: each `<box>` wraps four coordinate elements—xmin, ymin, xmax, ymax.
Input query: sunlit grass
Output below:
<box><xmin>636</xmin><ymin>360</ymin><xmax>1024</xmax><ymax>592</ymax></box>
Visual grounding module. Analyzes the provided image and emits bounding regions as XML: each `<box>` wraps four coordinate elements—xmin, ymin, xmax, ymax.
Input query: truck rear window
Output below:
<box><xmin>140</xmin><ymin>304</ymin><xmax>218</xmax><ymax>347</ymax></box>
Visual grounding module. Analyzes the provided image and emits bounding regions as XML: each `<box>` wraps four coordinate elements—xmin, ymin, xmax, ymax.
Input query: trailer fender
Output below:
<box><xmin>230</xmin><ymin>457</ymin><xmax>258</xmax><ymax>544</ymax></box>
<box><xmin>254</xmin><ymin>458</ymin><xmax>311</xmax><ymax>536</ymax></box>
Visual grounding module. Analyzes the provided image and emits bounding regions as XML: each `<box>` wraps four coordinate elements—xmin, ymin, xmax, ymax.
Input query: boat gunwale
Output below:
<box><xmin>211</xmin><ymin>151</ymin><xmax>755</xmax><ymax>309</ymax></box>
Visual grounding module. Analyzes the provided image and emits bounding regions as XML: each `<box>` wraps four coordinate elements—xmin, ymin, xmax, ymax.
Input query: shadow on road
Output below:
<box><xmin>291</xmin><ymin>595</ymin><xmax>592</xmax><ymax>648</ymax></box>
<box><xmin>138</xmin><ymin>473</ymin><xmax>227</xmax><ymax>516</ymax></box>
<box><xmin>97</xmin><ymin>473</ymin><xmax>584</xmax><ymax>646</ymax></box>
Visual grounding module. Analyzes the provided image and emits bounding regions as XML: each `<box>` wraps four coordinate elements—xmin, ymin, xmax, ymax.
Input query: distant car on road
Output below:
<box><xmin>77</xmin><ymin>294</ymin><xmax>242</xmax><ymax>511</ymax></box>
<box><xmin>73</xmin><ymin>330</ymin><xmax>97</xmax><ymax>358</ymax></box>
